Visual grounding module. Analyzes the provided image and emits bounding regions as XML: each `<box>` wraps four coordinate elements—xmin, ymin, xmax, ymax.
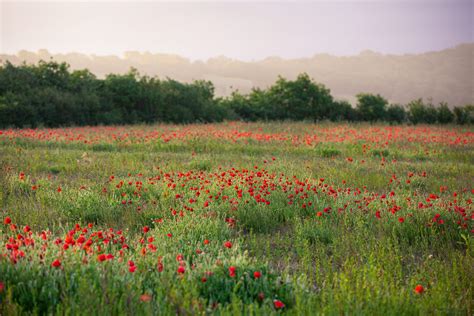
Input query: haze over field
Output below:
<box><xmin>1</xmin><ymin>1</ymin><xmax>473</xmax><ymax>106</ymax></box>
<box><xmin>1</xmin><ymin>44</ymin><xmax>473</xmax><ymax>106</ymax></box>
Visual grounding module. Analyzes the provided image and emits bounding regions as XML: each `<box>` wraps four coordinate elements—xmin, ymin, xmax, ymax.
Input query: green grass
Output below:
<box><xmin>0</xmin><ymin>122</ymin><xmax>473</xmax><ymax>315</ymax></box>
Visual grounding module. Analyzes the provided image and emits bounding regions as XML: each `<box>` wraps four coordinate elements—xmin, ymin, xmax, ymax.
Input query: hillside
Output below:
<box><xmin>1</xmin><ymin>43</ymin><xmax>473</xmax><ymax>105</ymax></box>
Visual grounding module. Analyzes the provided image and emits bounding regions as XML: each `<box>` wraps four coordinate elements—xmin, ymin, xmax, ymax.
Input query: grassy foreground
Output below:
<box><xmin>0</xmin><ymin>122</ymin><xmax>473</xmax><ymax>315</ymax></box>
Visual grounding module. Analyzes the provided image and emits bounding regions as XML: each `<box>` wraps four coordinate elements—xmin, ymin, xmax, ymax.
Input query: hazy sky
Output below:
<box><xmin>1</xmin><ymin>1</ymin><xmax>472</xmax><ymax>61</ymax></box>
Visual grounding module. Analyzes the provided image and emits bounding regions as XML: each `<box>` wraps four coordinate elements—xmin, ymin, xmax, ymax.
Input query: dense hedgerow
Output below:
<box><xmin>0</xmin><ymin>60</ymin><xmax>473</xmax><ymax>128</ymax></box>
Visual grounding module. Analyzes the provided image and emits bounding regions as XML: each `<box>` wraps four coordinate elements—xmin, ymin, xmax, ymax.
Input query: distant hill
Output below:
<box><xmin>1</xmin><ymin>43</ymin><xmax>473</xmax><ymax>106</ymax></box>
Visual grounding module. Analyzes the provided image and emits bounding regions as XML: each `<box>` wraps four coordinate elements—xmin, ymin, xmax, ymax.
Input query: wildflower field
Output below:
<box><xmin>0</xmin><ymin>122</ymin><xmax>472</xmax><ymax>315</ymax></box>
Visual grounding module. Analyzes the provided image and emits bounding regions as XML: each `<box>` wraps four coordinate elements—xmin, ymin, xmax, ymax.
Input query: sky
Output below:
<box><xmin>1</xmin><ymin>0</ymin><xmax>473</xmax><ymax>61</ymax></box>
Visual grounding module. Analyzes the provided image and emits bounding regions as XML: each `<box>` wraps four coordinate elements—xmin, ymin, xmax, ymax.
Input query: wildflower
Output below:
<box><xmin>140</xmin><ymin>294</ymin><xmax>152</xmax><ymax>302</ymax></box>
<box><xmin>97</xmin><ymin>254</ymin><xmax>107</xmax><ymax>262</ymax></box>
<box><xmin>414</xmin><ymin>284</ymin><xmax>424</xmax><ymax>294</ymax></box>
<box><xmin>229</xmin><ymin>266</ymin><xmax>236</xmax><ymax>277</ymax></box>
<box><xmin>4</xmin><ymin>217</ymin><xmax>11</xmax><ymax>225</ymax></box>
<box><xmin>177</xmin><ymin>266</ymin><xmax>186</xmax><ymax>274</ymax></box>
<box><xmin>398</xmin><ymin>217</ymin><xmax>405</xmax><ymax>223</ymax></box>
<box><xmin>51</xmin><ymin>259</ymin><xmax>61</xmax><ymax>268</ymax></box>
<box><xmin>224</xmin><ymin>241</ymin><xmax>233</xmax><ymax>249</ymax></box>
<box><xmin>254</xmin><ymin>271</ymin><xmax>262</xmax><ymax>279</ymax></box>
<box><xmin>274</xmin><ymin>299</ymin><xmax>285</xmax><ymax>309</ymax></box>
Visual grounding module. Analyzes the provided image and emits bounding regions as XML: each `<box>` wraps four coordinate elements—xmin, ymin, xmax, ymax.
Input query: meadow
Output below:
<box><xmin>0</xmin><ymin>122</ymin><xmax>472</xmax><ymax>315</ymax></box>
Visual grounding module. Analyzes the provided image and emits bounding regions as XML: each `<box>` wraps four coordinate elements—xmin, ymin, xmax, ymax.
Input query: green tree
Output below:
<box><xmin>267</xmin><ymin>73</ymin><xmax>333</xmax><ymax>121</ymax></box>
<box><xmin>330</xmin><ymin>100</ymin><xmax>357</xmax><ymax>121</ymax></box>
<box><xmin>453</xmin><ymin>105</ymin><xmax>474</xmax><ymax>125</ymax></box>
<box><xmin>386</xmin><ymin>104</ymin><xmax>406</xmax><ymax>123</ymax></box>
<box><xmin>407</xmin><ymin>99</ymin><xmax>437</xmax><ymax>124</ymax></box>
<box><xmin>437</xmin><ymin>102</ymin><xmax>454</xmax><ymax>124</ymax></box>
<box><xmin>356</xmin><ymin>93</ymin><xmax>388</xmax><ymax>121</ymax></box>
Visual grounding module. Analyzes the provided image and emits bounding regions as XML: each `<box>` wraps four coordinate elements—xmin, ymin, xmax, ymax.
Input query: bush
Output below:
<box><xmin>386</xmin><ymin>104</ymin><xmax>406</xmax><ymax>123</ymax></box>
<box><xmin>356</xmin><ymin>93</ymin><xmax>388</xmax><ymax>122</ymax></box>
<box><xmin>0</xmin><ymin>60</ymin><xmax>471</xmax><ymax>127</ymax></box>
<box><xmin>437</xmin><ymin>102</ymin><xmax>454</xmax><ymax>124</ymax></box>
<box><xmin>453</xmin><ymin>105</ymin><xmax>474</xmax><ymax>125</ymax></box>
<box><xmin>407</xmin><ymin>99</ymin><xmax>437</xmax><ymax>124</ymax></box>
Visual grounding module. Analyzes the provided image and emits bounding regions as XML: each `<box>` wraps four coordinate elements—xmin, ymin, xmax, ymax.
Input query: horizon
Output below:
<box><xmin>2</xmin><ymin>41</ymin><xmax>473</xmax><ymax>63</ymax></box>
<box><xmin>1</xmin><ymin>1</ymin><xmax>473</xmax><ymax>61</ymax></box>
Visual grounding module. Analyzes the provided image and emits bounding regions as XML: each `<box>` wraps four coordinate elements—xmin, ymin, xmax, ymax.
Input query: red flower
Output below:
<box><xmin>4</xmin><ymin>217</ymin><xmax>11</xmax><ymax>225</ymax></box>
<box><xmin>97</xmin><ymin>254</ymin><xmax>107</xmax><ymax>262</ymax></box>
<box><xmin>375</xmin><ymin>211</ymin><xmax>381</xmax><ymax>219</ymax></box>
<box><xmin>140</xmin><ymin>294</ymin><xmax>152</xmax><ymax>302</ymax></box>
<box><xmin>129</xmin><ymin>265</ymin><xmax>137</xmax><ymax>273</ymax></box>
<box><xmin>143</xmin><ymin>226</ymin><xmax>150</xmax><ymax>233</ymax></box>
<box><xmin>224</xmin><ymin>241</ymin><xmax>233</xmax><ymax>249</ymax></box>
<box><xmin>177</xmin><ymin>266</ymin><xmax>186</xmax><ymax>274</ymax></box>
<box><xmin>414</xmin><ymin>284</ymin><xmax>424</xmax><ymax>294</ymax></box>
<box><xmin>228</xmin><ymin>266</ymin><xmax>236</xmax><ymax>277</ymax></box>
<box><xmin>316</xmin><ymin>212</ymin><xmax>323</xmax><ymax>217</ymax></box>
<box><xmin>398</xmin><ymin>217</ymin><xmax>405</xmax><ymax>223</ymax></box>
<box><xmin>204</xmin><ymin>239</ymin><xmax>210</xmax><ymax>245</ymax></box>
<box><xmin>51</xmin><ymin>259</ymin><xmax>61</xmax><ymax>268</ymax></box>
<box><xmin>273</xmin><ymin>299</ymin><xmax>285</xmax><ymax>309</ymax></box>
<box><xmin>253</xmin><ymin>271</ymin><xmax>262</xmax><ymax>279</ymax></box>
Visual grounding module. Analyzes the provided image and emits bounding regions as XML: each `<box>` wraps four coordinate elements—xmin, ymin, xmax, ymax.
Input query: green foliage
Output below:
<box><xmin>356</xmin><ymin>93</ymin><xmax>388</xmax><ymax>121</ymax></box>
<box><xmin>386</xmin><ymin>104</ymin><xmax>406</xmax><ymax>123</ymax></box>
<box><xmin>0</xmin><ymin>61</ymin><xmax>472</xmax><ymax>127</ymax></box>
<box><xmin>330</xmin><ymin>100</ymin><xmax>357</xmax><ymax>121</ymax></box>
<box><xmin>0</xmin><ymin>61</ymin><xmax>220</xmax><ymax>127</ymax></box>
<box><xmin>407</xmin><ymin>99</ymin><xmax>438</xmax><ymax>124</ymax></box>
<box><xmin>453</xmin><ymin>105</ymin><xmax>474</xmax><ymax>125</ymax></box>
<box><xmin>437</xmin><ymin>102</ymin><xmax>454</xmax><ymax>124</ymax></box>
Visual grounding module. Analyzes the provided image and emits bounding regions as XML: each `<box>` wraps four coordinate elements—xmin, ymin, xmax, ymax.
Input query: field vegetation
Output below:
<box><xmin>0</xmin><ymin>122</ymin><xmax>472</xmax><ymax>314</ymax></box>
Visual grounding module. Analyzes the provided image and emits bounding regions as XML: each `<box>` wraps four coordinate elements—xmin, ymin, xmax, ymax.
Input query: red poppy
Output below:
<box><xmin>224</xmin><ymin>241</ymin><xmax>233</xmax><ymax>249</ymax></box>
<box><xmin>140</xmin><ymin>294</ymin><xmax>152</xmax><ymax>302</ymax></box>
<box><xmin>229</xmin><ymin>266</ymin><xmax>236</xmax><ymax>277</ymax></box>
<box><xmin>177</xmin><ymin>266</ymin><xmax>186</xmax><ymax>274</ymax></box>
<box><xmin>97</xmin><ymin>254</ymin><xmax>107</xmax><ymax>262</ymax></box>
<box><xmin>253</xmin><ymin>271</ymin><xmax>262</xmax><ymax>279</ymax></box>
<box><xmin>274</xmin><ymin>300</ymin><xmax>285</xmax><ymax>309</ymax></box>
<box><xmin>51</xmin><ymin>259</ymin><xmax>61</xmax><ymax>268</ymax></box>
<box><xmin>414</xmin><ymin>284</ymin><xmax>424</xmax><ymax>294</ymax></box>
<box><xmin>4</xmin><ymin>217</ymin><xmax>11</xmax><ymax>225</ymax></box>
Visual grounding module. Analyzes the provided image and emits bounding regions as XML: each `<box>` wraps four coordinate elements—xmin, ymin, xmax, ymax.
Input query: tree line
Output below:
<box><xmin>0</xmin><ymin>60</ymin><xmax>472</xmax><ymax>128</ymax></box>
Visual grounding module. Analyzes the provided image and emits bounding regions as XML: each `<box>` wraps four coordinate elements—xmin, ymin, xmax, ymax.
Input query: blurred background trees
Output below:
<box><xmin>0</xmin><ymin>60</ymin><xmax>472</xmax><ymax>127</ymax></box>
